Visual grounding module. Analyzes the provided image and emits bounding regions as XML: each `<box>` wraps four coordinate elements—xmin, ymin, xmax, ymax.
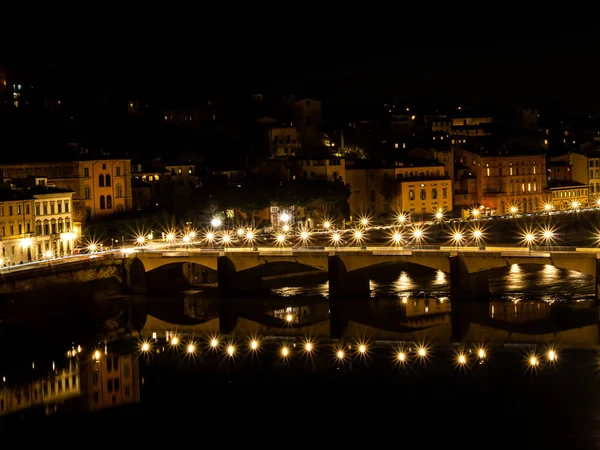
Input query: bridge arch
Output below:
<box><xmin>332</xmin><ymin>252</ymin><xmax>451</xmax><ymax>273</ymax></box>
<box><xmin>133</xmin><ymin>255</ymin><xmax>219</xmax><ymax>272</ymax></box>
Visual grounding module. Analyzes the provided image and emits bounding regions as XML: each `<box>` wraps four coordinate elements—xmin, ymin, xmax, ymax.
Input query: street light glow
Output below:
<box><xmin>211</xmin><ymin>218</ymin><xmax>222</xmax><ymax>227</ymax></box>
<box><xmin>280</xmin><ymin>213</ymin><xmax>291</xmax><ymax>223</ymax></box>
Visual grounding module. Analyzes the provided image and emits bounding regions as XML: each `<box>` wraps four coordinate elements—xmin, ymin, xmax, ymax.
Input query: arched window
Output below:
<box><xmin>100</xmin><ymin>195</ymin><xmax>105</xmax><ymax>209</ymax></box>
<box><xmin>99</xmin><ymin>174</ymin><xmax>105</xmax><ymax>187</ymax></box>
<box><xmin>116</xmin><ymin>184</ymin><xmax>122</xmax><ymax>197</ymax></box>
<box><xmin>106</xmin><ymin>195</ymin><xmax>112</xmax><ymax>209</ymax></box>
<box><xmin>106</xmin><ymin>174</ymin><xmax>111</xmax><ymax>187</ymax></box>
<box><xmin>86</xmin><ymin>208</ymin><xmax>92</xmax><ymax>221</ymax></box>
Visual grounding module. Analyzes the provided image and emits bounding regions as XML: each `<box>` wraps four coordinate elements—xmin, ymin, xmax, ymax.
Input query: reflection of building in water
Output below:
<box><xmin>184</xmin><ymin>294</ymin><xmax>216</xmax><ymax>320</ymax></box>
<box><xmin>490</xmin><ymin>301</ymin><xmax>551</xmax><ymax>322</ymax></box>
<box><xmin>400</xmin><ymin>297</ymin><xmax>451</xmax><ymax>326</ymax></box>
<box><xmin>0</xmin><ymin>363</ymin><xmax>80</xmax><ymax>416</ymax></box>
<box><xmin>80</xmin><ymin>352</ymin><xmax>140</xmax><ymax>411</ymax></box>
<box><xmin>270</xmin><ymin>303</ymin><xmax>329</xmax><ymax>324</ymax></box>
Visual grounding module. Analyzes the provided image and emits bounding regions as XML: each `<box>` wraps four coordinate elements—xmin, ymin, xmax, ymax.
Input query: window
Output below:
<box><xmin>100</xmin><ymin>196</ymin><xmax>105</xmax><ymax>209</ymax></box>
<box><xmin>9</xmin><ymin>205</ymin><xmax>12</xmax><ymax>215</ymax></box>
<box><xmin>107</xmin><ymin>379</ymin><xmax>113</xmax><ymax>393</ymax></box>
<box><xmin>125</xmin><ymin>386</ymin><xmax>130</xmax><ymax>397</ymax></box>
<box><xmin>420</xmin><ymin>190</ymin><xmax>426</xmax><ymax>200</ymax></box>
<box><xmin>25</xmin><ymin>204</ymin><xmax>29</xmax><ymax>215</ymax></box>
<box><xmin>85</xmin><ymin>187</ymin><xmax>91</xmax><ymax>199</ymax></box>
<box><xmin>116</xmin><ymin>185</ymin><xmax>122</xmax><ymax>198</ymax></box>
<box><xmin>409</xmin><ymin>190</ymin><xmax>415</xmax><ymax>201</ymax></box>
<box><xmin>116</xmin><ymin>167</ymin><xmax>121</xmax><ymax>176</ymax></box>
<box><xmin>57</xmin><ymin>202</ymin><xmax>62</xmax><ymax>213</ymax></box>
<box><xmin>93</xmin><ymin>372</ymin><xmax>98</xmax><ymax>384</ymax></box>
<box><xmin>102</xmin><ymin>163</ymin><xmax>106</xmax><ymax>170</ymax></box>
<box><xmin>98</xmin><ymin>174</ymin><xmax>105</xmax><ymax>187</ymax></box>
<box><xmin>114</xmin><ymin>378</ymin><xmax>120</xmax><ymax>391</ymax></box>
<box><xmin>124</xmin><ymin>364</ymin><xmax>129</xmax><ymax>377</ymax></box>
<box><xmin>50</xmin><ymin>203</ymin><xmax>55</xmax><ymax>214</ymax></box>
<box><xmin>93</xmin><ymin>392</ymin><xmax>99</xmax><ymax>404</ymax></box>
<box><xmin>431</xmin><ymin>188</ymin><xmax>438</xmax><ymax>199</ymax></box>
<box><xmin>84</xmin><ymin>167</ymin><xmax>89</xmax><ymax>177</ymax></box>
<box><xmin>113</xmin><ymin>356</ymin><xmax>118</xmax><ymax>370</ymax></box>
<box><xmin>106</xmin><ymin>195</ymin><xmax>112</xmax><ymax>209</ymax></box>
<box><xmin>105</xmin><ymin>174</ymin><xmax>111</xmax><ymax>187</ymax></box>
<box><xmin>65</xmin><ymin>201</ymin><xmax>69</xmax><ymax>212</ymax></box>
<box><xmin>43</xmin><ymin>203</ymin><xmax>47</xmax><ymax>214</ymax></box>
<box><xmin>442</xmin><ymin>188</ymin><xmax>447</xmax><ymax>199</ymax></box>
<box><xmin>17</xmin><ymin>205</ymin><xmax>20</xmax><ymax>215</ymax></box>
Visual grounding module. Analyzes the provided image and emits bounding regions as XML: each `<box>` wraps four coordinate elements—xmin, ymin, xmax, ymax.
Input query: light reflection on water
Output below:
<box><xmin>269</xmin><ymin>265</ymin><xmax>594</xmax><ymax>302</ymax></box>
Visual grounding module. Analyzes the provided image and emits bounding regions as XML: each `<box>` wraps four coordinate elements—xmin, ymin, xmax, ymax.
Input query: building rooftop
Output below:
<box><xmin>548</xmin><ymin>180</ymin><xmax>587</xmax><ymax>188</ymax></box>
<box><xmin>24</xmin><ymin>186</ymin><xmax>73</xmax><ymax>195</ymax></box>
<box><xmin>461</xmin><ymin>144</ymin><xmax>546</xmax><ymax>157</ymax></box>
<box><xmin>0</xmin><ymin>189</ymin><xmax>33</xmax><ymax>201</ymax></box>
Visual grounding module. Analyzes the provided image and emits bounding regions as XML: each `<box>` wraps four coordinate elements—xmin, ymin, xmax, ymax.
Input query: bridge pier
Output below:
<box><xmin>217</xmin><ymin>256</ymin><xmax>263</xmax><ymax>297</ymax></box>
<box><xmin>328</xmin><ymin>255</ymin><xmax>370</xmax><ymax>300</ymax></box>
<box><xmin>450</xmin><ymin>256</ymin><xmax>490</xmax><ymax>302</ymax></box>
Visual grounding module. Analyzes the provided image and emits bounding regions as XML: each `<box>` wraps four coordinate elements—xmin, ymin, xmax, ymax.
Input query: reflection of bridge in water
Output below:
<box><xmin>142</xmin><ymin>293</ymin><xmax>600</xmax><ymax>348</ymax></box>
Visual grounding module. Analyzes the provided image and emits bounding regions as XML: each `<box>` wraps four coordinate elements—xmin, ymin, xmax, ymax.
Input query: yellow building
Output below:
<box><xmin>0</xmin><ymin>159</ymin><xmax>133</xmax><ymax>228</ymax></box>
<box><xmin>551</xmin><ymin>151</ymin><xmax>600</xmax><ymax>202</ymax></box>
<box><xmin>31</xmin><ymin>186</ymin><xmax>76</xmax><ymax>259</ymax></box>
<box><xmin>80</xmin><ymin>352</ymin><xmax>140</xmax><ymax>411</ymax></box>
<box><xmin>0</xmin><ymin>190</ymin><xmax>35</xmax><ymax>265</ymax></box>
<box><xmin>546</xmin><ymin>181</ymin><xmax>588</xmax><ymax>210</ymax></box>
<box><xmin>455</xmin><ymin>146</ymin><xmax>547</xmax><ymax>215</ymax></box>
<box><xmin>346</xmin><ymin>158</ymin><xmax>452</xmax><ymax>219</ymax></box>
<box><xmin>298</xmin><ymin>157</ymin><xmax>345</xmax><ymax>183</ymax></box>
<box><xmin>451</xmin><ymin>116</ymin><xmax>493</xmax><ymax>137</ymax></box>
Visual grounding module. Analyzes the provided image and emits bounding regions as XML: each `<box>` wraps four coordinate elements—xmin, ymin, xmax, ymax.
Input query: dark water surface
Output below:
<box><xmin>2</xmin><ymin>265</ymin><xmax>600</xmax><ymax>448</ymax></box>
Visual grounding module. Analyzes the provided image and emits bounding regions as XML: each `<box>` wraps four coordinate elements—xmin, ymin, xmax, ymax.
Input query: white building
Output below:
<box><xmin>32</xmin><ymin>187</ymin><xmax>76</xmax><ymax>258</ymax></box>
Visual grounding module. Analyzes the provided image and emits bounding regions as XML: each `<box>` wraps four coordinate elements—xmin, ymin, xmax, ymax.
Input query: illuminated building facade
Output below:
<box><xmin>455</xmin><ymin>146</ymin><xmax>547</xmax><ymax>215</ymax></box>
<box><xmin>0</xmin><ymin>159</ymin><xmax>132</xmax><ymax>229</ymax></box>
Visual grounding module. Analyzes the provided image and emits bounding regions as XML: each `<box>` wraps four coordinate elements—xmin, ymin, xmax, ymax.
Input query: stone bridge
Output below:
<box><xmin>126</xmin><ymin>247</ymin><xmax>600</xmax><ymax>301</ymax></box>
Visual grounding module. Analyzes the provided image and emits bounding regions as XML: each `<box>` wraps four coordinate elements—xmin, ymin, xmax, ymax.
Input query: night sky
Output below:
<box><xmin>8</xmin><ymin>32</ymin><xmax>600</xmax><ymax>114</ymax></box>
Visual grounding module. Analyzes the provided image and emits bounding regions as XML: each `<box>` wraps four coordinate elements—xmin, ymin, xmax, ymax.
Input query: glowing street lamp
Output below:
<box><xmin>571</xmin><ymin>200</ymin><xmax>581</xmax><ymax>211</ymax></box>
<box><xmin>396</xmin><ymin>213</ymin><xmax>407</xmax><ymax>225</ymax></box>
<box><xmin>210</xmin><ymin>218</ymin><xmax>222</xmax><ymax>228</ymax></box>
<box><xmin>352</xmin><ymin>229</ymin><xmax>365</xmax><ymax>246</ymax></box>
<box><xmin>434</xmin><ymin>209</ymin><xmax>444</xmax><ymax>221</ymax></box>
<box><xmin>451</xmin><ymin>230</ymin><xmax>464</xmax><ymax>246</ymax></box>
<box><xmin>244</xmin><ymin>230</ymin><xmax>255</xmax><ymax>246</ymax></box>
<box><xmin>544</xmin><ymin>203</ymin><xmax>553</xmax><ymax>213</ymax></box>
<box><xmin>509</xmin><ymin>205</ymin><xmax>518</xmax><ymax>216</ymax></box>
<box><xmin>275</xmin><ymin>233</ymin><xmax>287</xmax><ymax>246</ymax></box>
<box><xmin>280</xmin><ymin>212</ymin><xmax>291</xmax><ymax>223</ymax></box>
<box><xmin>220</xmin><ymin>232</ymin><xmax>232</xmax><ymax>246</ymax></box>
<box><xmin>282</xmin><ymin>224</ymin><xmax>290</xmax><ymax>233</ymax></box>
<box><xmin>330</xmin><ymin>232</ymin><xmax>342</xmax><ymax>246</ymax></box>
<box><xmin>596</xmin><ymin>198</ymin><xmax>600</xmax><ymax>208</ymax></box>
<box><xmin>471</xmin><ymin>227</ymin><xmax>484</xmax><ymax>245</ymax></box>
<box><xmin>358</xmin><ymin>216</ymin><xmax>370</xmax><ymax>227</ymax></box>
<box><xmin>322</xmin><ymin>220</ymin><xmax>332</xmax><ymax>230</ymax></box>
<box><xmin>87</xmin><ymin>243</ymin><xmax>98</xmax><ymax>253</ymax></box>
<box><xmin>390</xmin><ymin>229</ymin><xmax>403</xmax><ymax>247</ymax></box>
<box><xmin>471</xmin><ymin>207</ymin><xmax>480</xmax><ymax>219</ymax></box>
<box><xmin>298</xmin><ymin>228</ymin><xmax>311</xmax><ymax>246</ymax></box>
<box><xmin>204</xmin><ymin>231</ymin><xmax>216</xmax><ymax>245</ymax></box>
<box><xmin>136</xmin><ymin>236</ymin><xmax>146</xmax><ymax>245</ymax></box>
<box><xmin>411</xmin><ymin>227</ymin><xmax>425</xmax><ymax>247</ymax></box>
<box><xmin>237</xmin><ymin>228</ymin><xmax>246</xmax><ymax>237</ymax></box>
<box><xmin>166</xmin><ymin>232</ymin><xmax>175</xmax><ymax>243</ymax></box>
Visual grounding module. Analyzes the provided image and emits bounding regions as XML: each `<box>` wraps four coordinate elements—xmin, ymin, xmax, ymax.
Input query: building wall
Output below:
<box><xmin>398</xmin><ymin>178</ymin><xmax>452</xmax><ymax>217</ymax></box>
<box><xmin>81</xmin><ymin>352</ymin><xmax>140</xmax><ymax>412</ymax></box>
<box><xmin>0</xmin><ymin>160</ymin><xmax>132</xmax><ymax>228</ymax></box>
<box><xmin>299</xmin><ymin>158</ymin><xmax>346</xmax><ymax>183</ymax></box>
<box><xmin>34</xmin><ymin>192</ymin><xmax>75</xmax><ymax>258</ymax></box>
<box><xmin>346</xmin><ymin>168</ymin><xmax>398</xmax><ymax>217</ymax></box>
<box><xmin>456</xmin><ymin>149</ymin><xmax>547</xmax><ymax>215</ymax></box>
<box><xmin>548</xmin><ymin>186</ymin><xmax>589</xmax><ymax>210</ymax></box>
<box><xmin>294</xmin><ymin>99</ymin><xmax>322</xmax><ymax>144</ymax></box>
<box><xmin>0</xmin><ymin>198</ymin><xmax>35</xmax><ymax>265</ymax></box>
<box><xmin>0</xmin><ymin>364</ymin><xmax>80</xmax><ymax>416</ymax></box>
<box><xmin>268</xmin><ymin>127</ymin><xmax>301</xmax><ymax>158</ymax></box>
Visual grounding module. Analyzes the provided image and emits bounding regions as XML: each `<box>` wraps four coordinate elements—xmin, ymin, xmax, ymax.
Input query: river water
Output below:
<box><xmin>1</xmin><ymin>264</ymin><xmax>600</xmax><ymax>447</ymax></box>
